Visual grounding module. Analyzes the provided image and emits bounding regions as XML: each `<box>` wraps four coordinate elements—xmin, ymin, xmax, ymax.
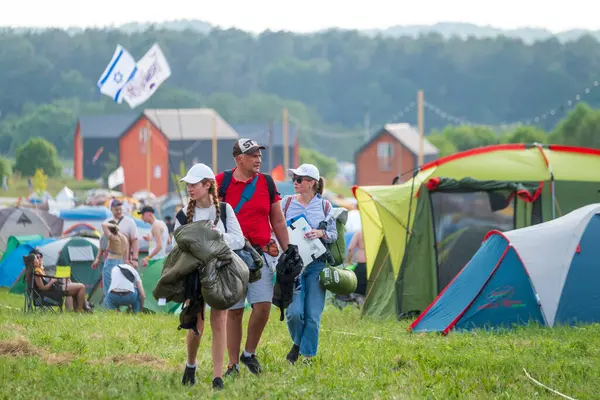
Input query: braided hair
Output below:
<box><xmin>208</xmin><ymin>180</ymin><xmax>221</xmax><ymax>226</ymax></box>
<box><xmin>186</xmin><ymin>198</ymin><xmax>196</xmax><ymax>224</ymax></box>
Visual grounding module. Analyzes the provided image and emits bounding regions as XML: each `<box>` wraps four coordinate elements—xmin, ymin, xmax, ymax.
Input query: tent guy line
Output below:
<box><xmin>523</xmin><ymin>368</ymin><xmax>577</xmax><ymax>400</ymax></box>
<box><xmin>321</xmin><ymin>329</ymin><xmax>391</xmax><ymax>341</ymax></box>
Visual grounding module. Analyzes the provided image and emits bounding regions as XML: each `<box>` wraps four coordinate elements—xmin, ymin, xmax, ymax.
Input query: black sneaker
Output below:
<box><xmin>302</xmin><ymin>357</ymin><xmax>313</xmax><ymax>366</ymax></box>
<box><xmin>224</xmin><ymin>364</ymin><xmax>239</xmax><ymax>378</ymax></box>
<box><xmin>240</xmin><ymin>353</ymin><xmax>262</xmax><ymax>375</ymax></box>
<box><xmin>181</xmin><ymin>365</ymin><xmax>196</xmax><ymax>386</ymax></box>
<box><xmin>212</xmin><ymin>377</ymin><xmax>224</xmax><ymax>390</ymax></box>
<box><xmin>286</xmin><ymin>344</ymin><xmax>300</xmax><ymax>364</ymax></box>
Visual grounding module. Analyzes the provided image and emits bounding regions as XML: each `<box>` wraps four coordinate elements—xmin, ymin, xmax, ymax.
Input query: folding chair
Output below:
<box><xmin>23</xmin><ymin>263</ymin><xmax>66</xmax><ymax>314</ymax></box>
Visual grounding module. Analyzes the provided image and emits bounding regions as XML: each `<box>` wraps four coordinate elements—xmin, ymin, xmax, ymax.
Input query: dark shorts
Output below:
<box><xmin>354</xmin><ymin>262</ymin><xmax>367</xmax><ymax>296</ymax></box>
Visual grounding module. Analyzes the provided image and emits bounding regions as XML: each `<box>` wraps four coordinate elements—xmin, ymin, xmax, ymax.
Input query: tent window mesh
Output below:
<box><xmin>67</xmin><ymin>246</ymin><xmax>95</xmax><ymax>262</ymax></box>
<box><xmin>531</xmin><ymin>196</ymin><xmax>543</xmax><ymax>226</ymax></box>
<box><xmin>430</xmin><ymin>191</ymin><xmax>515</xmax><ymax>292</ymax></box>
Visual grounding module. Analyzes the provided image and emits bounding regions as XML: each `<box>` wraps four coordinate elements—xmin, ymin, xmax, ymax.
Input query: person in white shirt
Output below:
<box><xmin>103</xmin><ymin>263</ymin><xmax>146</xmax><ymax>313</ymax></box>
<box><xmin>140</xmin><ymin>206</ymin><xmax>170</xmax><ymax>266</ymax></box>
<box><xmin>175</xmin><ymin>163</ymin><xmax>245</xmax><ymax>391</ymax></box>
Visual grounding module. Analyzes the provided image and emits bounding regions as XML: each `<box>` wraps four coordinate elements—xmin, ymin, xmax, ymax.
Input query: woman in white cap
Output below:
<box><xmin>175</xmin><ymin>163</ymin><xmax>245</xmax><ymax>390</ymax></box>
<box><xmin>280</xmin><ymin>163</ymin><xmax>337</xmax><ymax>364</ymax></box>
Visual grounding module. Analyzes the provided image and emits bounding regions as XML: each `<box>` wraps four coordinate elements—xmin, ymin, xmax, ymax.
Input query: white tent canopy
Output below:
<box><xmin>55</xmin><ymin>186</ymin><xmax>75</xmax><ymax>202</ymax></box>
<box><xmin>504</xmin><ymin>203</ymin><xmax>600</xmax><ymax>326</ymax></box>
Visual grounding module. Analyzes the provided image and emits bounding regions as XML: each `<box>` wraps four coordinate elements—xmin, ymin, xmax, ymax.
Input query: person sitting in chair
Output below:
<box><xmin>24</xmin><ymin>252</ymin><xmax>88</xmax><ymax>312</ymax></box>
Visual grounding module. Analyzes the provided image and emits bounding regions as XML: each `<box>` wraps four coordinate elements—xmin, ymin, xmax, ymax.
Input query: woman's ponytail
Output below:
<box><xmin>316</xmin><ymin>177</ymin><xmax>325</xmax><ymax>195</ymax></box>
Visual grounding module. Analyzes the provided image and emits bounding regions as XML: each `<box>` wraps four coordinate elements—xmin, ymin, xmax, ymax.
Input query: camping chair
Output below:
<box><xmin>23</xmin><ymin>263</ymin><xmax>66</xmax><ymax>313</ymax></box>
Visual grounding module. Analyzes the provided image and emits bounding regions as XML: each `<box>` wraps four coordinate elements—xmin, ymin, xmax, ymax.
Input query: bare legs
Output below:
<box><xmin>186</xmin><ymin>308</ymin><xmax>228</xmax><ymax>379</ymax></box>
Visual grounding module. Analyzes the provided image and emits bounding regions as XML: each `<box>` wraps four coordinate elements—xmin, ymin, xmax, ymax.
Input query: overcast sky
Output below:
<box><xmin>1</xmin><ymin>0</ymin><xmax>597</xmax><ymax>33</ymax></box>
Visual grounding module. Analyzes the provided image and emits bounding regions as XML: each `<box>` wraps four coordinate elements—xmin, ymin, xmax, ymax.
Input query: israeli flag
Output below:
<box><xmin>97</xmin><ymin>45</ymin><xmax>137</xmax><ymax>103</ymax></box>
<box><xmin>121</xmin><ymin>43</ymin><xmax>171</xmax><ymax>108</ymax></box>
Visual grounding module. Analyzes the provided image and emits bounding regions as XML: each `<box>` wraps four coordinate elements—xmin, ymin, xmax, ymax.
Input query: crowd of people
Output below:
<box><xmin>26</xmin><ymin>137</ymin><xmax>356</xmax><ymax>391</ymax></box>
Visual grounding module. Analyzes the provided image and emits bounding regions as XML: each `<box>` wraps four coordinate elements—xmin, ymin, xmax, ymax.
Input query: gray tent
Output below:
<box><xmin>0</xmin><ymin>207</ymin><xmax>63</xmax><ymax>252</ymax></box>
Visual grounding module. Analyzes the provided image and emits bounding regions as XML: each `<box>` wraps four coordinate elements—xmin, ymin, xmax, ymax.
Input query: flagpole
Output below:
<box><xmin>212</xmin><ymin>111</ymin><xmax>218</xmax><ymax>172</ymax></box>
<box><xmin>146</xmin><ymin>120</ymin><xmax>151</xmax><ymax>196</ymax></box>
<box><xmin>283</xmin><ymin>107</ymin><xmax>289</xmax><ymax>171</ymax></box>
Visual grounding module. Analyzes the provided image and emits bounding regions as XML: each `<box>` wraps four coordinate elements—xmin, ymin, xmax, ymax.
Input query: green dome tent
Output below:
<box><xmin>354</xmin><ymin>144</ymin><xmax>600</xmax><ymax>320</ymax></box>
<box><xmin>0</xmin><ymin>235</ymin><xmax>44</xmax><ymax>263</ymax></box>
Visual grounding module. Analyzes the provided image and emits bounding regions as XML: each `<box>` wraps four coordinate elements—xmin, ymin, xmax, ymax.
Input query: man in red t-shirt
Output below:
<box><xmin>216</xmin><ymin>138</ymin><xmax>289</xmax><ymax>377</ymax></box>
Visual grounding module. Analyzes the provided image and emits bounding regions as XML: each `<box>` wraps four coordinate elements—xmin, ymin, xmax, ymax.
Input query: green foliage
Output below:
<box><xmin>0</xmin><ymin>133</ymin><xmax>13</xmax><ymax>155</ymax></box>
<box><xmin>299</xmin><ymin>148</ymin><xmax>337</xmax><ymax>179</ymax></box>
<box><xmin>14</xmin><ymin>137</ymin><xmax>62</xmax><ymax>177</ymax></box>
<box><xmin>1</xmin><ymin>103</ymin><xmax>77</xmax><ymax>157</ymax></box>
<box><xmin>550</xmin><ymin>103</ymin><xmax>600</xmax><ymax>149</ymax></box>
<box><xmin>502</xmin><ymin>125</ymin><xmax>547</xmax><ymax>144</ymax></box>
<box><xmin>0</xmin><ymin>157</ymin><xmax>11</xmax><ymax>179</ymax></box>
<box><xmin>427</xmin><ymin>134</ymin><xmax>458</xmax><ymax>157</ymax></box>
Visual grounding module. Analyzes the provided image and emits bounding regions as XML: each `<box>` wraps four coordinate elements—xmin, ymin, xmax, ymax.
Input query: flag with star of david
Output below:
<box><xmin>97</xmin><ymin>44</ymin><xmax>137</xmax><ymax>103</ymax></box>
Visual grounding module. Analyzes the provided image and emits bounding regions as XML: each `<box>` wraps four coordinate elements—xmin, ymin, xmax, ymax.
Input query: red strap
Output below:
<box><xmin>322</xmin><ymin>199</ymin><xmax>330</xmax><ymax>216</ymax></box>
<box><xmin>284</xmin><ymin>196</ymin><xmax>293</xmax><ymax>217</ymax></box>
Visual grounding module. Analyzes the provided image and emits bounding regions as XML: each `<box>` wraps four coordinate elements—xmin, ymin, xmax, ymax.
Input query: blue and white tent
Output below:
<box><xmin>410</xmin><ymin>203</ymin><xmax>600</xmax><ymax>334</ymax></box>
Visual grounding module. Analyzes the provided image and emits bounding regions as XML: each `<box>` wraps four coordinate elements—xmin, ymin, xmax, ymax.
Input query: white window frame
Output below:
<box><xmin>377</xmin><ymin>142</ymin><xmax>394</xmax><ymax>171</ymax></box>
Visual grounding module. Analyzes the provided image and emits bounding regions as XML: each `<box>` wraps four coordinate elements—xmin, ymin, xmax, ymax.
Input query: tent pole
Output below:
<box><xmin>396</xmin><ymin>167</ymin><xmax>419</xmax><ymax>318</ymax></box>
<box><xmin>550</xmin><ymin>175</ymin><xmax>556</xmax><ymax>220</ymax></box>
<box><xmin>405</xmin><ymin>168</ymin><xmax>419</xmax><ymax>248</ymax></box>
<box><xmin>534</xmin><ymin>143</ymin><xmax>556</xmax><ymax>220</ymax></box>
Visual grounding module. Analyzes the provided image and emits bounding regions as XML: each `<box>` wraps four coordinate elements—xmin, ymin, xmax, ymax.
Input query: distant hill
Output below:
<box><xmin>0</xmin><ymin>19</ymin><xmax>214</xmax><ymax>36</ymax></box>
<box><xmin>117</xmin><ymin>19</ymin><xmax>213</xmax><ymax>34</ymax></box>
<box><xmin>1</xmin><ymin>20</ymin><xmax>598</xmax><ymax>44</ymax></box>
<box><xmin>361</xmin><ymin>22</ymin><xmax>600</xmax><ymax>44</ymax></box>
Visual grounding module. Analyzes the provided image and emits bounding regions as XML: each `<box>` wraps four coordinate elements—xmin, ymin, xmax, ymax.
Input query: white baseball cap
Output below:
<box><xmin>180</xmin><ymin>163</ymin><xmax>215</xmax><ymax>184</ymax></box>
<box><xmin>288</xmin><ymin>164</ymin><xmax>320</xmax><ymax>181</ymax></box>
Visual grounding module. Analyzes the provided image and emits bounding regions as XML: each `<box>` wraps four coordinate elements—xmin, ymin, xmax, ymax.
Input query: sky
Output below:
<box><xmin>1</xmin><ymin>0</ymin><xmax>598</xmax><ymax>33</ymax></box>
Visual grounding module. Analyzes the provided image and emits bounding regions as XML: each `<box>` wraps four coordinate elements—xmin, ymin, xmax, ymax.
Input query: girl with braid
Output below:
<box><xmin>175</xmin><ymin>163</ymin><xmax>245</xmax><ymax>390</ymax></box>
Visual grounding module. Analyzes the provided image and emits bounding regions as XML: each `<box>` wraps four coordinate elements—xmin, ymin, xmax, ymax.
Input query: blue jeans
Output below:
<box><xmin>104</xmin><ymin>289</ymin><xmax>141</xmax><ymax>313</ymax></box>
<box><xmin>102</xmin><ymin>258</ymin><xmax>123</xmax><ymax>295</ymax></box>
<box><xmin>286</xmin><ymin>261</ymin><xmax>326</xmax><ymax>357</ymax></box>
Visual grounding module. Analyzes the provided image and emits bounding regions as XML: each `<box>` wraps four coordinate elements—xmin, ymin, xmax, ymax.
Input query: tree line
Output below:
<box><xmin>1</xmin><ymin>27</ymin><xmax>600</xmax><ymax>162</ymax></box>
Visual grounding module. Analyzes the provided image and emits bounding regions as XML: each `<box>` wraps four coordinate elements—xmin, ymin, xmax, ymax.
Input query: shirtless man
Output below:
<box><xmin>139</xmin><ymin>206</ymin><xmax>170</xmax><ymax>266</ymax></box>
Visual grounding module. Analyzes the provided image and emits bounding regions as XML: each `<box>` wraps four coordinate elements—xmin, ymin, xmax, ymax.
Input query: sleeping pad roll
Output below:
<box><xmin>319</xmin><ymin>266</ymin><xmax>358</xmax><ymax>295</ymax></box>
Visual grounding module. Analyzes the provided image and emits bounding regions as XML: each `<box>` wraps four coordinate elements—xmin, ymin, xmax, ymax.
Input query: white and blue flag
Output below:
<box><xmin>97</xmin><ymin>45</ymin><xmax>137</xmax><ymax>103</ymax></box>
<box><xmin>121</xmin><ymin>44</ymin><xmax>171</xmax><ymax>108</ymax></box>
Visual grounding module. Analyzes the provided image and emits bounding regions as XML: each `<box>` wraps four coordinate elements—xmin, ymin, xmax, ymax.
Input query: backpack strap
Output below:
<box><xmin>118</xmin><ymin>265</ymin><xmax>136</xmax><ymax>283</ymax></box>
<box><xmin>218</xmin><ymin>170</ymin><xmax>234</xmax><ymax>201</ymax></box>
<box><xmin>262</xmin><ymin>173</ymin><xmax>277</xmax><ymax>204</ymax></box>
<box><xmin>233</xmin><ymin>174</ymin><xmax>260</xmax><ymax>214</ymax></box>
<box><xmin>283</xmin><ymin>196</ymin><xmax>294</xmax><ymax>218</ymax></box>
<box><xmin>175</xmin><ymin>209</ymin><xmax>187</xmax><ymax>227</ymax></box>
<box><xmin>321</xmin><ymin>198</ymin><xmax>331</xmax><ymax>218</ymax></box>
<box><xmin>219</xmin><ymin>202</ymin><xmax>228</xmax><ymax>233</ymax></box>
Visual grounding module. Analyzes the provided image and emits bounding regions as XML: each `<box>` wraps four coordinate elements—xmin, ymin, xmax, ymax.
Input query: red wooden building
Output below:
<box><xmin>73</xmin><ymin>109</ymin><xmax>240</xmax><ymax>197</ymax></box>
<box><xmin>354</xmin><ymin>123</ymin><xmax>438</xmax><ymax>186</ymax></box>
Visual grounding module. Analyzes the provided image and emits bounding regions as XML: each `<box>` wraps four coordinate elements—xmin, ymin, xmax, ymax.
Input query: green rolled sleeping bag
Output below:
<box><xmin>319</xmin><ymin>266</ymin><xmax>358</xmax><ymax>295</ymax></box>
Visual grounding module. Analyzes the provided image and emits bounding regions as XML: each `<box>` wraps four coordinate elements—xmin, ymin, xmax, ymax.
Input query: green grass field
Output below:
<box><xmin>0</xmin><ymin>288</ymin><xmax>598</xmax><ymax>399</ymax></box>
